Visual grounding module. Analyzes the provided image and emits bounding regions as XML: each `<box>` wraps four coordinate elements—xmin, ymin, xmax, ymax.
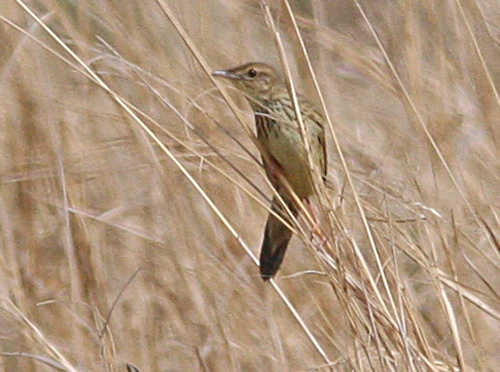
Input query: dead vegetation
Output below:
<box><xmin>1</xmin><ymin>1</ymin><xmax>500</xmax><ymax>371</ymax></box>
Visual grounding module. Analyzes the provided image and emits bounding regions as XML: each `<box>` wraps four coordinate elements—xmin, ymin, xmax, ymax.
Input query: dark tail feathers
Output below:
<box><xmin>259</xmin><ymin>196</ymin><xmax>298</xmax><ymax>280</ymax></box>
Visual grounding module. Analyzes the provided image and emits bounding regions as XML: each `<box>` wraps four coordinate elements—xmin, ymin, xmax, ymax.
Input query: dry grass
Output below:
<box><xmin>1</xmin><ymin>0</ymin><xmax>500</xmax><ymax>371</ymax></box>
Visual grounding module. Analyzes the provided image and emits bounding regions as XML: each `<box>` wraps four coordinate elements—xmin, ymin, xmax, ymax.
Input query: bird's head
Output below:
<box><xmin>212</xmin><ymin>62</ymin><xmax>282</xmax><ymax>104</ymax></box>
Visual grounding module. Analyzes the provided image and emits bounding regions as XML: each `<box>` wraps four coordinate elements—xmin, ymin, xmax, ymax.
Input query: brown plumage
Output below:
<box><xmin>212</xmin><ymin>62</ymin><xmax>327</xmax><ymax>280</ymax></box>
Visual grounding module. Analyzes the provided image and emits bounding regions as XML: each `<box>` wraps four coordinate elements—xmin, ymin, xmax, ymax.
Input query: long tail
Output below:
<box><xmin>259</xmin><ymin>196</ymin><xmax>298</xmax><ymax>280</ymax></box>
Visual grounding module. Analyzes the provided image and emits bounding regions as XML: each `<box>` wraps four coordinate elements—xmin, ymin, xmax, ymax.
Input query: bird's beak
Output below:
<box><xmin>211</xmin><ymin>69</ymin><xmax>240</xmax><ymax>80</ymax></box>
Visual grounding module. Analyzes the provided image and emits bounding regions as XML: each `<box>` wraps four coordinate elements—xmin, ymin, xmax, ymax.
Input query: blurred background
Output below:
<box><xmin>1</xmin><ymin>1</ymin><xmax>500</xmax><ymax>371</ymax></box>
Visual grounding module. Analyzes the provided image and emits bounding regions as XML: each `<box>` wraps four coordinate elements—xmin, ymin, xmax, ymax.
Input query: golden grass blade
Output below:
<box><xmin>353</xmin><ymin>0</ymin><xmax>496</xmax><ymax>254</ymax></box>
<box><xmin>1</xmin><ymin>299</ymin><xmax>80</xmax><ymax>372</ymax></box>
<box><xmin>453</xmin><ymin>0</ymin><xmax>500</xmax><ymax>108</ymax></box>
<box><xmin>12</xmin><ymin>0</ymin><xmax>334</xmax><ymax>366</ymax></box>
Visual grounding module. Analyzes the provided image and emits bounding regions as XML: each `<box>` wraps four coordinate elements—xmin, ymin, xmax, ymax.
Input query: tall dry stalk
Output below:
<box><xmin>1</xmin><ymin>1</ymin><xmax>500</xmax><ymax>371</ymax></box>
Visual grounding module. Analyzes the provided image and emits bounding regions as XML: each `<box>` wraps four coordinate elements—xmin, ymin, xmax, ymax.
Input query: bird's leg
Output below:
<box><xmin>263</xmin><ymin>155</ymin><xmax>284</xmax><ymax>189</ymax></box>
<box><xmin>304</xmin><ymin>198</ymin><xmax>328</xmax><ymax>247</ymax></box>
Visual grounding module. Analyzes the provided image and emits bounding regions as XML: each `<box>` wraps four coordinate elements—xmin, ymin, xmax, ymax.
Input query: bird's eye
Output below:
<box><xmin>247</xmin><ymin>69</ymin><xmax>258</xmax><ymax>78</ymax></box>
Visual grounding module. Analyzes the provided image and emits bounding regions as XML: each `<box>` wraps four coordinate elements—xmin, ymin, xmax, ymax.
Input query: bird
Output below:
<box><xmin>212</xmin><ymin>62</ymin><xmax>327</xmax><ymax>280</ymax></box>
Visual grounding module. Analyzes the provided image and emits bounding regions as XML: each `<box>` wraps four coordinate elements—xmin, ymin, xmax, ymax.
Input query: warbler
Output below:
<box><xmin>212</xmin><ymin>62</ymin><xmax>327</xmax><ymax>280</ymax></box>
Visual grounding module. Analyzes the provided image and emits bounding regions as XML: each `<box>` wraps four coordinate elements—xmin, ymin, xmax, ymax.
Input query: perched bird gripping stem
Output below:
<box><xmin>212</xmin><ymin>62</ymin><xmax>327</xmax><ymax>280</ymax></box>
